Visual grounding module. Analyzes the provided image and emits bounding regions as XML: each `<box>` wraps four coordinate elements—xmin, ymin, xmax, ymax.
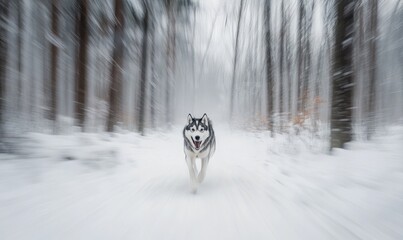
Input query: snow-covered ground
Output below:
<box><xmin>0</xmin><ymin>125</ymin><xmax>402</xmax><ymax>240</ymax></box>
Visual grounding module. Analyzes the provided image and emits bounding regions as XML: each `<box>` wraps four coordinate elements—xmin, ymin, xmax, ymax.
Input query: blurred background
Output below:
<box><xmin>0</xmin><ymin>0</ymin><xmax>402</xmax><ymax>145</ymax></box>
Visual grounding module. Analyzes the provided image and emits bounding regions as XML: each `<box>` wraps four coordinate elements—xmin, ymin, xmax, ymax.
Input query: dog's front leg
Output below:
<box><xmin>197</xmin><ymin>157</ymin><xmax>209</xmax><ymax>183</ymax></box>
<box><xmin>186</xmin><ymin>156</ymin><xmax>198</xmax><ymax>193</ymax></box>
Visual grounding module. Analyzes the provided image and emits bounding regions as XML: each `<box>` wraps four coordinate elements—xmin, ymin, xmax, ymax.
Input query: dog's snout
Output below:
<box><xmin>195</xmin><ymin>136</ymin><xmax>200</xmax><ymax>141</ymax></box>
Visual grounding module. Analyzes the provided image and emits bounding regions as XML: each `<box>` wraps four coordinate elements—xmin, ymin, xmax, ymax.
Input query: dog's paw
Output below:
<box><xmin>190</xmin><ymin>182</ymin><xmax>198</xmax><ymax>194</ymax></box>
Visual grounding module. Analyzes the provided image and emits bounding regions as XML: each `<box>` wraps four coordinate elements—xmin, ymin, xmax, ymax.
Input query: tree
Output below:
<box><xmin>74</xmin><ymin>0</ymin><xmax>89</xmax><ymax>129</ymax></box>
<box><xmin>106</xmin><ymin>0</ymin><xmax>125</xmax><ymax>132</ymax></box>
<box><xmin>49</xmin><ymin>0</ymin><xmax>59</xmax><ymax>125</ymax></box>
<box><xmin>229</xmin><ymin>0</ymin><xmax>244</xmax><ymax>120</ymax></box>
<box><xmin>149</xmin><ymin>6</ymin><xmax>157</xmax><ymax>129</ymax></box>
<box><xmin>284</xmin><ymin>3</ymin><xmax>293</xmax><ymax>122</ymax></box>
<box><xmin>164</xmin><ymin>0</ymin><xmax>177</xmax><ymax>126</ymax></box>
<box><xmin>16</xmin><ymin>0</ymin><xmax>23</xmax><ymax>111</ymax></box>
<box><xmin>0</xmin><ymin>0</ymin><xmax>9</xmax><ymax>149</ymax></box>
<box><xmin>264</xmin><ymin>0</ymin><xmax>274</xmax><ymax>136</ymax></box>
<box><xmin>296</xmin><ymin>0</ymin><xmax>305</xmax><ymax>114</ymax></box>
<box><xmin>137</xmin><ymin>1</ymin><xmax>150</xmax><ymax>135</ymax></box>
<box><xmin>278</xmin><ymin>0</ymin><xmax>285</xmax><ymax>130</ymax></box>
<box><xmin>330</xmin><ymin>0</ymin><xmax>355</xmax><ymax>150</ymax></box>
<box><xmin>367</xmin><ymin>0</ymin><xmax>378</xmax><ymax>139</ymax></box>
<box><xmin>303</xmin><ymin>1</ymin><xmax>315</xmax><ymax>114</ymax></box>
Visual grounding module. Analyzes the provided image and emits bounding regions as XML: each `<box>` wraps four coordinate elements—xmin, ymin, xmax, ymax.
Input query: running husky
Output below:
<box><xmin>183</xmin><ymin>113</ymin><xmax>216</xmax><ymax>192</ymax></box>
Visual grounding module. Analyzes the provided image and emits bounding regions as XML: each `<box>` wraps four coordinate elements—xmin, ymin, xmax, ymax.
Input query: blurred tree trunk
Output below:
<box><xmin>150</xmin><ymin>11</ymin><xmax>156</xmax><ymax>129</ymax></box>
<box><xmin>229</xmin><ymin>0</ymin><xmax>244</xmax><ymax>120</ymax></box>
<box><xmin>137</xmin><ymin>2</ymin><xmax>150</xmax><ymax>135</ymax></box>
<box><xmin>191</xmin><ymin>8</ymin><xmax>196</xmax><ymax>111</ymax></box>
<box><xmin>305</xmin><ymin>1</ymin><xmax>315</xmax><ymax>131</ymax></box>
<box><xmin>264</xmin><ymin>0</ymin><xmax>273</xmax><ymax>136</ymax></box>
<box><xmin>49</xmin><ymin>0</ymin><xmax>59</xmax><ymax>124</ymax></box>
<box><xmin>297</xmin><ymin>0</ymin><xmax>304</xmax><ymax>114</ymax></box>
<box><xmin>330</xmin><ymin>0</ymin><xmax>355</xmax><ymax>150</ymax></box>
<box><xmin>354</xmin><ymin>0</ymin><xmax>367</xmax><ymax>136</ymax></box>
<box><xmin>367</xmin><ymin>0</ymin><xmax>378</xmax><ymax>139</ymax></box>
<box><xmin>42</xmin><ymin>1</ymin><xmax>50</xmax><ymax>118</ymax></box>
<box><xmin>165</xmin><ymin>0</ymin><xmax>177</xmax><ymax>126</ymax></box>
<box><xmin>106</xmin><ymin>0</ymin><xmax>124</xmax><ymax>132</ymax></box>
<box><xmin>285</xmin><ymin>10</ymin><xmax>292</xmax><ymax>122</ymax></box>
<box><xmin>0</xmin><ymin>0</ymin><xmax>9</xmax><ymax>148</ymax></box>
<box><xmin>303</xmin><ymin>2</ymin><xmax>314</xmax><ymax>114</ymax></box>
<box><xmin>74</xmin><ymin>0</ymin><xmax>88</xmax><ymax>130</ymax></box>
<box><xmin>279</xmin><ymin>0</ymin><xmax>285</xmax><ymax>130</ymax></box>
<box><xmin>16</xmin><ymin>0</ymin><xmax>23</xmax><ymax>111</ymax></box>
<box><xmin>296</xmin><ymin>1</ymin><xmax>314</xmax><ymax>116</ymax></box>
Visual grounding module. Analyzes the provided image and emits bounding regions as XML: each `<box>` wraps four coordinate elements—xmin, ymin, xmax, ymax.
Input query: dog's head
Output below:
<box><xmin>184</xmin><ymin>113</ymin><xmax>211</xmax><ymax>150</ymax></box>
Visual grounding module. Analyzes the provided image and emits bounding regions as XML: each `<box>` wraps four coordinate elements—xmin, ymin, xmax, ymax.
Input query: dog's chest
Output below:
<box><xmin>185</xmin><ymin>146</ymin><xmax>211</xmax><ymax>159</ymax></box>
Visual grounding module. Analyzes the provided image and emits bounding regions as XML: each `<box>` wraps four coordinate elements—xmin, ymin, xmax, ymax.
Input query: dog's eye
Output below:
<box><xmin>191</xmin><ymin>128</ymin><xmax>195</xmax><ymax>132</ymax></box>
<box><xmin>200</xmin><ymin>129</ymin><xmax>204</xmax><ymax>132</ymax></box>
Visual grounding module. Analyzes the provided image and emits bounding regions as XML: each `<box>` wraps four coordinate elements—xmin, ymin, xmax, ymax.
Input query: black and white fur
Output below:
<box><xmin>183</xmin><ymin>113</ymin><xmax>216</xmax><ymax>192</ymax></box>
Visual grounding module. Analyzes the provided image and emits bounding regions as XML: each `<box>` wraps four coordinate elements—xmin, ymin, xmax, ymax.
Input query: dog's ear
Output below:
<box><xmin>201</xmin><ymin>113</ymin><xmax>208</xmax><ymax>126</ymax></box>
<box><xmin>187</xmin><ymin>114</ymin><xmax>193</xmax><ymax>124</ymax></box>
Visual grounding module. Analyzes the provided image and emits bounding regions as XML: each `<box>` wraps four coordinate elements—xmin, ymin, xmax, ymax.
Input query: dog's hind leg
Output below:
<box><xmin>186</xmin><ymin>156</ymin><xmax>198</xmax><ymax>193</ymax></box>
<box><xmin>197</xmin><ymin>157</ymin><xmax>209</xmax><ymax>183</ymax></box>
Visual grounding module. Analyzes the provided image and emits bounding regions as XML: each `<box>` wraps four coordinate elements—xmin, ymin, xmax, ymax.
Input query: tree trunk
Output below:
<box><xmin>191</xmin><ymin>8</ymin><xmax>196</xmax><ymax>111</ymax></box>
<box><xmin>297</xmin><ymin>0</ymin><xmax>304</xmax><ymax>114</ymax></box>
<box><xmin>74</xmin><ymin>0</ymin><xmax>89</xmax><ymax>130</ymax></box>
<box><xmin>137</xmin><ymin>2</ymin><xmax>150</xmax><ymax>135</ymax></box>
<box><xmin>106</xmin><ymin>0</ymin><xmax>124</xmax><ymax>132</ymax></box>
<box><xmin>49</xmin><ymin>0</ymin><xmax>59</xmax><ymax>125</ymax></box>
<box><xmin>279</xmin><ymin>0</ymin><xmax>285</xmax><ymax>130</ymax></box>
<box><xmin>330</xmin><ymin>0</ymin><xmax>355</xmax><ymax>150</ymax></box>
<box><xmin>304</xmin><ymin>1</ymin><xmax>315</xmax><ymax>130</ymax></box>
<box><xmin>264</xmin><ymin>0</ymin><xmax>274</xmax><ymax>136</ymax></box>
<box><xmin>150</xmin><ymin>12</ymin><xmax>156</xmax><ymax>129</ymax></box>
<box><xmin>367</xmin><ymin>0</ymin><xmax>378</xmax><ymax>139</ymax></box>
<box><xmin>355</xmin><ymin>0</ymin><xmax>367</xmax><ymax>136</ymax></box>
<box><xmin>229</xmin><ymin>0</ymin><xmax>244</xmax><ymax>120</ymax></box>
<box><xmin>0</xmin><ymin>0</ymin><xmax>9</xmax><ymax>147</ymax></box>
<box><xmin>165</xmin><ymin>0</ymin><xmax>177</xmax><ymax>126</ymax></box>
<box><xmin>16</xmin><ymin>0</ymin><xmax>23</xmax><ymax>112</ymax></box>
<box><xmin>285</xmin><ymin>12</ymin><xmax>292</xmax><ymax>122</ymax></box>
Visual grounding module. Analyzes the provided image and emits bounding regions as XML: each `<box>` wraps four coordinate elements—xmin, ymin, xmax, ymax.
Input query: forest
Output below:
<box><xmin>0</xmin><ymin>0</ymin><xmax>402</xmax><ymax>239</ymax></box>
<box><xmin>0</xmin><ymin>0</ymin><xmax>402</xmax><ymax>148</ymax></box>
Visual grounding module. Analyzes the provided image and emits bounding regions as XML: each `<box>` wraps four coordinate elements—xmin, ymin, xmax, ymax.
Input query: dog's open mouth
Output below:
<box><xmin>192</xmin><ymin>138</ymin><xmax>202</xmax><ymax>150</ymax></box>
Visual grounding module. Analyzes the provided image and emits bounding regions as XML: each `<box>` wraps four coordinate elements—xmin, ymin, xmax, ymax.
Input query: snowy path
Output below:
<box><xmin>0</xmin><ymin>126</ymin><xmax>403</xmax><ymax>240</ymax></box>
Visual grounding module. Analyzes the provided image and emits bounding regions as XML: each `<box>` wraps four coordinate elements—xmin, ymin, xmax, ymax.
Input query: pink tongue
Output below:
<box><xmin>195</xmin><ymin>142</ymin><xmax>201</xmax><ymax>149</ymax></box>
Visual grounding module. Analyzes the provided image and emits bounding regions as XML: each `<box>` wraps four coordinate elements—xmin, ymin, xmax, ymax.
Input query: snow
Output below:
<box><xmin>1</xmin><ymin>125</ymin><xmax>403</xmax><ymax>240</ymax></box>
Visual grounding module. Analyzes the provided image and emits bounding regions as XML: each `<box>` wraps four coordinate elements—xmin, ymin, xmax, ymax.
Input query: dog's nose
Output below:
<box><xmin>195</xmin><ymin>136</ymin><xmax>200</xmax><ymax>141</ymax></box>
